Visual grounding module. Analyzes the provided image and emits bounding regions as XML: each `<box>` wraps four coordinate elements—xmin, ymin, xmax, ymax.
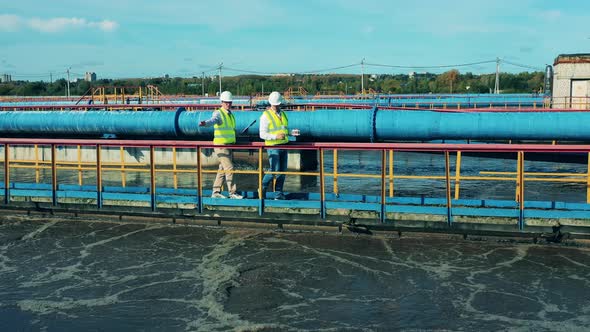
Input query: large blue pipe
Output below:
<box><xmin>180</xmin><ymin>109</ymin><xmax>590</xmax><ymax>141</ymax></box>
<box><xmin>1</xmin><ymin>108</ymin><xmax>590</xmax><ymax>141</ymax></box>
<box><xmin>0</xmin><ymin>110</ymin><xmax>181</xmax><ymax>136</ymax></box>
<box><xmin>288</xmin><ymin>94</ymin><xmax>544</xmax><ymax>108</ymax></box>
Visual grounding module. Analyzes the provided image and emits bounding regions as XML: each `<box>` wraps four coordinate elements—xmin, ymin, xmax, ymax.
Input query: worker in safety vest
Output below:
<box><xmin>199</xmin><ymin>91</ymin><xmax>243</xmax><ymax>199</ymax></box>
<box><xmin>259</xmin><ymin>91</ymin><xmax>298</xmax><ymax>200</ymax></box>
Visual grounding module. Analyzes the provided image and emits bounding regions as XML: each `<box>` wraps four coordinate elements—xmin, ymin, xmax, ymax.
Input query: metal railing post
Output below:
<box><xmin>34</xmin><ymin>144</ymin><xmax>39</xmax><ymax>183</ymax></box>
<box><xmin>514</xmin><ymin>152</ymin><xmax>521</xmax><ymax>202</ymax></box>
<box><xmin>319</xmin><ymin>148</ymin><xmax>326</xmax><ymax>219</ymax></box>
<box><xmin>172</xmin><ymin>147</ymin><xmax>178</xmax><ymax>189</ymax></box>
<box><xmin>258</xmin><ymin>147</ymin><xmax>264</xmax><ymax>216</ymax></box>
<box><xmin>380</xmin><ymin>149</ymin><xmax>386</xmax><ymax>223</ymax></box>
<box><xmin>445</xmin><ymin>151</ymin><xmax>453</xmax><ymax>226</ymax></box>
<box><xmin>120</xmin><ymin>146</ymin><xmax>126</xmax><ymax>187</ymax></box>
<box><xmin>96</xmin><ymin>144</ymin><xmax>102</xmax><ymax>208</ymax></box>
<box><xmin>389</xmin><ymin>150</ymin><xmax>394</xmax><ymax>197</ymax></box>
<box><xmin>51</xmin><ymin>144</ymin><xmax>57</xmax><ymax>206</ymax></box>
<box><xmin>77</xmin><ymin>145</ymin><xmax>83</xmax><ymax>186</ymax></box>
<box><xmin>333</xmin><ymin>149</ymin><xmax>339</xmax><ymax>196</ymax></box>
<box><xmin>518</xmin><ymin>151</ymin><xmax>525</xmax><ymax>230</ymax></box>
<box><xmin>196</xmin><ymin>146</ymin><xmax>203</xmax><ymax>213</ymax></box>
<box><xmin>454</xmin><ymin>151</ymin><xmax>462</xmax><ymax>199</ymax></box>
<box><xmin>149</xmin><ymin>145</ymin><xmax>156</xmax><ymax>212</ymax></box>
<box><xmin>587</xmin><ymin>152</ymin><xmax>590</xmax><ymax>204</ymax></box>
<box><xmin>4</xmin><ymin>144</ymin><xmax>9</xmax><ymax>205</ymax></box>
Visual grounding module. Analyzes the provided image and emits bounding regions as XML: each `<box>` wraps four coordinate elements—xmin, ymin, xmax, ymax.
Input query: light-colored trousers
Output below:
<box><xmin>213</xmin><ymin>148</ymin><xmax>237</xmax><ymax>194</ymax></box>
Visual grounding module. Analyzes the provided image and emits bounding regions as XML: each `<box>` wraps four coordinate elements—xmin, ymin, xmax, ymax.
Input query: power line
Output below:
<box><xmin>179</xmin><ymin>64</ymin><xmax>220</xmax><ymax>78</ymax></box>
<box><xmin>502</xmin><ymin>60</ymin><xmax>543</xmax><ymax>71</ymax></box>
<box><xmin>9</xmin><ymin>73</ymin><xmax>53</xmax><ymax>78</ymax></box>
<box><xmin>225</xmin><ymin>62</ymin><xmax>361</xmax><ymax>76</ymax></box>
<box><xmin>299</xmin><ymin>62</ymin><xmax>360</xmax><ymax>74</ymax></box>
<box><xmin>3</xmin><ymin>70</ymin><xmax>73</xmax><ymax>80</ymax></box>
<box><xmin>223</xmin><ymin>63</ymin><xmax>360</xmax><ymax>75</ymax></box>
<box><xmin>3</xmin><ymin>58</ymin><xmax>544</xmax><ymax>81</ymax></box>
<box><xmin>201</xmin><ymin>65</ymin><xmax>221</xmax><ymax>74</ymax></box>
<box><xmin>364</xmin><ymin>59</ymin><xmax>497</xmax><ymax>69</ymax></box>
<box><xmin>223</xmin><ymin>67</ymin><xmax>275</xmax><ymax>75</ymax></box>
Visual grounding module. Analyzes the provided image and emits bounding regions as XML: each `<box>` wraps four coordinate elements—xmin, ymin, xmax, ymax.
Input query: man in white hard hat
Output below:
<box><xmin>199</xmin><ymin>91</ymin><xmax>243</xmax><ymax>199</ymax></box>
<box><xmin>258</xmin><ymin>91</ymin><xmax>294</xmax><ymax>200</ymax></box>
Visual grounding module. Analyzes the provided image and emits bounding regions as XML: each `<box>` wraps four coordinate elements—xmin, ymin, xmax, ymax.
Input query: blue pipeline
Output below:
<box><xmin>0</xmin><ymin>94</ymin><xmax>543</xmax><ymax>108</ymax></box>
<box><xmin>0</xmin><ymin>98</ymin><xmax>251</xmax><ymax>107</ymax></box>
<box><xmin>1</xmin><ymin>108</ymin><xmax>590</xmax><ymax>141</ymax></box>
<box><xmin>288</xmin><ymin>94</ymin><xmax>545</xmax><ymax>108</ymax></box>
<box><xmin>184</xmin><ymin>109</ymin><xmax>590</xmax><ymax>141</ymax></box>
<box><xmin>298</xmin><ymin>110</ymin><xmax>590</xmax><ymax>141</ymax></box>
<box><xmin>0</xmin><ymin>110</ymin><xmax>181</xmax><ymax>136</ymax></box>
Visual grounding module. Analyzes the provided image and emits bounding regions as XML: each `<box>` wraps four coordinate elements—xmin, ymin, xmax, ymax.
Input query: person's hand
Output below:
<box><xmin>290</xmin><ymin>129</ymin><xmax>300</xmax><ymax>136</ymax></box>
<box><xmin>199</xmin><ymin>121</ymin><xmax>206</xmax><ymax>127</ymax></box>
<box><xmin>276</xmin><ymin>133</ymin><xmax>286</xmax><ymax>140</ymax></box>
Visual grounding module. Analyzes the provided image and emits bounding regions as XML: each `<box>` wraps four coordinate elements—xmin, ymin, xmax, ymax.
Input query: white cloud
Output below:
<box><xmin>0</xmin><ymin>14</ymin><xmax>22</xmax><ymax>31</ymax></box>
<box><xmin>538</xmin><ymin>10</ymin><xmax>561</xmax><ymax>22</ymax></box>
<box><xmin>88</xmin><ymin>20</ymin><xmax>118</xmax><ymax>32</ymax></box>
<box><xmin>29</xmin><ymin>17</ymin><xmax>86</xmax><ymax>32</ymax></box>
<box><xmin>0</xmin><ymin>14</ymin><xmax>118</xmax><ymax>33</ymax></box>
<box><xmin>362</xmin><ymin>25</ymin><xmax>375</xmax><ymax>34</ymax></box>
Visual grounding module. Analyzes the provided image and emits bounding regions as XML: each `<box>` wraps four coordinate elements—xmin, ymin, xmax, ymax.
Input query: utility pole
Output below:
<box><xmin>361</xmin><ymin>58</ymin><xmax>365</xmax><ymax>95</ymax></box>
<box><xmin>494</xmin><ymin>57</ymin><xmax>500</xmax><ymax>94</ymax></box>
<box><xmin>66</xmin><ymin>67</ymin><xmax>71</xmax><ymax>98</ymax></box>
<box><xmin>201</xmin><ymin>71</ymin><xmax>205</xmax><ymax>96</ymax></box>
<box><xmin>218</xmin><ymin>62</ymin><xmax>223</xmax><ymax>95</ymax></box>
<box><xmin>50</xmin><ymin>72</ymin><xmax>53</xmax><ymax>84</ymax></box>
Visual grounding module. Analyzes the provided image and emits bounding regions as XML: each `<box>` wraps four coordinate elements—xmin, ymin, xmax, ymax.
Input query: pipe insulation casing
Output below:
<box><xmin>0</xmin><ymin>108</ymin><xmax>590</xmax><ymax>141</ymax></box>
<box><xmin>375</xmin><ymin>110</ymin><xmax>590</xmax><ymax>140</ymax></box>
<box><xmin>0</xmin><ymin>110</ymin><xmax>180</xmax><ymax>136</ymax></box>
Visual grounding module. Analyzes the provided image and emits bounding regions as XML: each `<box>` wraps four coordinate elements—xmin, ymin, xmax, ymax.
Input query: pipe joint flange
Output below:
<box><xmin>369</xmin><ymin>105</ymin><xmax>378</xmax><ymax>143</ymax></box>
<box><xmin>173</xmin><ymin>107</ymin><xmax>186</xmax><ymax>137</ymax></box>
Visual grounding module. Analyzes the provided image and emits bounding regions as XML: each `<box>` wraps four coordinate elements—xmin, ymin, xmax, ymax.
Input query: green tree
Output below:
<box><xmin>0</xmin><ymin>70</ymin><xmax>550</xmax><ymax>96</ymax></box>
<box><xmin>439</xmin><ymin>70</ymin><xmax>460</xmax><ymax>93</ymax></box>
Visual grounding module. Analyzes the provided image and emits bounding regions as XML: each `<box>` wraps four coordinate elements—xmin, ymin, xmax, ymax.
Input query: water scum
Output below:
<box><xmin>1</xmin><ymin>213</ymin><xmax>589</xmax><ymax>331</ymax></box>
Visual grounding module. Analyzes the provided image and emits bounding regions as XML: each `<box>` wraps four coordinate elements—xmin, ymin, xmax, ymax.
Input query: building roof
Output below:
<box><xmin>554</xmin><ymin>53</ymin><xmax>590</xmax><ymax>65</ymax></box>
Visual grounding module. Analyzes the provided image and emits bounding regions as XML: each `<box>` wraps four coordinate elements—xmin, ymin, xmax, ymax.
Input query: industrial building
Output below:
<box><xmin>552</xmin><ymin>53</ymin><xmax>590</xmax><ymax>109</ymax></box>
<box><xmin>84</xmin><ymin>72</ymin><xmax>97</xmax><ymax>82</ymax></box>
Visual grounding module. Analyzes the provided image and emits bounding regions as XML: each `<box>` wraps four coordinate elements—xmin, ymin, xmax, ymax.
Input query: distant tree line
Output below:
<box><xmin>0</xmin><ymin>70</ymin><xmax>546</xmax><ymax>96</ymax></box>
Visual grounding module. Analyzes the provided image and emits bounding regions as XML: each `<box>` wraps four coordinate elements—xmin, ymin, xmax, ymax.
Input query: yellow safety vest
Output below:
<box><xmin>213</xmin><ymin>108</ymin><xmax>236</xmax><ymax>144</ymax></box>
<box><xmin>263</xmin><ymin>109</ymin><xmax>289</xmax><ymax>146</ymax></box>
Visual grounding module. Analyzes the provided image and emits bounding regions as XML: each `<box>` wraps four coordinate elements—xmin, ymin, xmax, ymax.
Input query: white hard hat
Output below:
<box><xmin>268</xmin><ymin>91</ymin><xmax>282</xmax><ymax>106</ymax></box>
<box><xmin>220</xmin><ymin>91</ymin><xmax>233</xmax><ymax>102</ymax></box>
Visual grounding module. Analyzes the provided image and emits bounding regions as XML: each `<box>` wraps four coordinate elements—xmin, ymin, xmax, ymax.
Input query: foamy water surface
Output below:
<box><xmin>1</xmin><ymin>215</ymin><xmax>590</xmax><ymax>331</ymax></box>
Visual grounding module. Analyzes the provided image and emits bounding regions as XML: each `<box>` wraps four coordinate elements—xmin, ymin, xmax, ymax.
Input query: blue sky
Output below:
<box><xmin>1</xmin><ymin>0</ymin><xmax>589</xmax><ymax>81</ymax></box>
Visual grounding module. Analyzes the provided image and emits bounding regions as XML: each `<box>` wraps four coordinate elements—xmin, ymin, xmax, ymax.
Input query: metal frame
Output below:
<box><xmin>2</xmin><ymin>138</ymin><xmax>590</xmax><ymax>230</ymax></box>
<box><xmin>4</xmin><ymin>144</ymin><xmax>9</xmax><ymax>205</ymax></box>
<box><xmin>51</xmin><ymin>144</ymin><xmax>57</xmax><ymax>206</ymax></box>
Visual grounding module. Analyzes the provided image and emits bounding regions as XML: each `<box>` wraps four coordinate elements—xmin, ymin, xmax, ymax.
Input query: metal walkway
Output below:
<box><xmin>2</xmin><ymin>138</ymin><xmax>590</xmax><ymax>239</ymax></box>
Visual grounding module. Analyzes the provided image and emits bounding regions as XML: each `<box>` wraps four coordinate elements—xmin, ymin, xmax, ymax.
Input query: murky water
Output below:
<box><xmin>1</xmin><ymin>216</ymin><xmax>589</xmax><ymax>331</ymax></box>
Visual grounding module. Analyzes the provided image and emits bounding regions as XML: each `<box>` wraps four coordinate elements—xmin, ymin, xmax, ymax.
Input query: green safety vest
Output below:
<box><xmin>263</xmin><ymin>109</ymin><xmax>289</xmax><ymax>146</ymax></box>
<box><xmin>213</xmin><ymin>108</ymin><xmax>236</xmax><ymax>144</ymax></box>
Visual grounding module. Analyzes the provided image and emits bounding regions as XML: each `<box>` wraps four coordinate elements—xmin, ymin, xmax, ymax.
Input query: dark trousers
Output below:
<box><xmin>262</xmin><ymin>149</ymin><xmax>288</xmax><ymax>194</ymax></box>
